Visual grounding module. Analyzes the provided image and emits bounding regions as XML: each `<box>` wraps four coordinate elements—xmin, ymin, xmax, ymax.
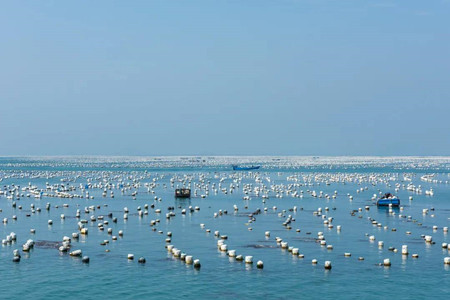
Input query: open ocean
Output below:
<box><xmin>0</xmin><ymin>156</ymin><xmax>449</xmax><ymax>299</ymax></box>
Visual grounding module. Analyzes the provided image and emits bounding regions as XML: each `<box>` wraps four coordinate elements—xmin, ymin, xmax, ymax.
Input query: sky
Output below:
<box><xmin>0</xmin><ymin>0</ymin><xmax>449</xmax><ymax>156</ymax></box>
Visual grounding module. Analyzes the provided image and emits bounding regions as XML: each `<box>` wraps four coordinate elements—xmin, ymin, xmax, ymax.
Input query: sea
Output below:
<box><xmin>0</xmin><ymin>156</ymin><xmax>449</xmax><ymax>299</ymax></box>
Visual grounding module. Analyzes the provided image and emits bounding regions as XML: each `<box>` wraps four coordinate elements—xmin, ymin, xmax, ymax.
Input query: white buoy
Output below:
<box><xmin>378</xmin><ymin>241</ymin><xmax>384</xmax><ymax>248</ymax></box>
<box><xmin>185</xmin><ymin>255</ymin><xmax>193</xmax><ymax>264</ymax></box>
<box><xmin>228</xmin><ymin>250</ymin><xmax>236</xmax><ymax>257</ymax></box>
<box><xmin>383</xmin><ymin>258</ymin><xmax>391</xmax><ymax>266</ymax></box>
<box><xmin>137</xmin><ymin>257</ymin><xmax>146</xmax><ymax>264</ymax></box>
<box><xmin>173</xmin><ymin>249</ymin><xmax>181</xmax><ymax>257</ymax></box>
<box><xmin>324</xmin><ymin>261</ymin><xmax>332</xmax><ymax>270</ymax></box>
<box><xmin>425</xmin><ymin>235</ymin><xmax>432</xmax><ymax>243</ymax></box>
<box><xmin>265</xmin><ymin>231</ymin><xmax>270</xmax><ymax>237</ymax></box>
<box><xmin>401</xmin><ymin>245</ymin><xmax>409</xmax><ymax>255</ymax></box>
<box><xmin>444</xmin><ymin>257</ymin><xmax>450</xmax><ymax>265</ymax></box>
<box><xmin>312</xmin><ymin>259</ymin><xmax>318</xmax><ymax>264</ymax></box>
<box><xmin>257</xmin><ymin>260</ymin><xmax>264</xmax><ymax>269</ymax></box>
<box><xmin>245</xmin><ymin>256</ymin><xmax>253</xmax><ymax>264</ymax></box>
<box><xmin>193</xmin><ymin>259</ymin><xmax>201</xmax><ymax>269</ymax></box>
<box><xmin>70</xmin><ymin>250</ymin><xmax>82</xmax><ymax>257</ymax></box>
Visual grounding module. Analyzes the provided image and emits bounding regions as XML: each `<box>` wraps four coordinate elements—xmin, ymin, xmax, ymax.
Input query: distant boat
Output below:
<box><xmin>376</xmin><ymin>193</ymin><xmax>400</xmax><ymax>207</ymax></box>
<box><xmin>232</xmin><ymin>165</ymin><xmax>260</xmax><ymax>171</ymax></box>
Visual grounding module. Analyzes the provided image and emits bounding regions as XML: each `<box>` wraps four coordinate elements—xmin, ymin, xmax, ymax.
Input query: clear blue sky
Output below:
<box><xmin>0</xmin><ymin>0</ymin><xmax>449</xmax><ymax>156</ymax></box>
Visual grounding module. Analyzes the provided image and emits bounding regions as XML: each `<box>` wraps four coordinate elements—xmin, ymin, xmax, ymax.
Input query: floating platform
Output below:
<box><xmin>175</xmin><ymin>188</ymin><xmax>191</xmax><ymax>198</ymax></box>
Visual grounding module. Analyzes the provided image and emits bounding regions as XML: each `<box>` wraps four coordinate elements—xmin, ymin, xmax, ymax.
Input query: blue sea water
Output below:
<box><xmin>0</xmin><ymin>157</ymin><xmax>449</xmax><ymax>299</ymax></box>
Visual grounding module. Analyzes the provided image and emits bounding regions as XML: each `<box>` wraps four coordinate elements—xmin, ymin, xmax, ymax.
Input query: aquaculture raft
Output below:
<box><xmin>175</xmin><ymin>188</ymin><xmax>191</xmax><ymax>198</ymax></box>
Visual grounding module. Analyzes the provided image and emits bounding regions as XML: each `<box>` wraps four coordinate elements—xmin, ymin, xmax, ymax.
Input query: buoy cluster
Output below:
<box><xmin>166</xmin><ymin>244</ymin><xmax>200</xmax><ymax>269</ymax></box>
<box><xmin>0</xmin><ymin>161</ymin><xmax>449</xmax><ymax>275</ymax></box>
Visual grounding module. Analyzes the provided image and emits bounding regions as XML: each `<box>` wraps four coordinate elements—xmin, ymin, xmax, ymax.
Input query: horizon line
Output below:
<box><xmin>1</xmin><ymin>155</ymin><xmax>450</xmax><ymax>158</ymax></box>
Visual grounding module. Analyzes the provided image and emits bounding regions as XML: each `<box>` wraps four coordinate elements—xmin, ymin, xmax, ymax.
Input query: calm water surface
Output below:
<box><xmin>0</xmin><ymin>157</ymin><xmax>448</xmax><ymax>299</ymax></box>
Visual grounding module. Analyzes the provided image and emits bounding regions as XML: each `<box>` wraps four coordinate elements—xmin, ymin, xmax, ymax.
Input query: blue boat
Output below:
<box><xmin>376</xmin><ymin>193</ymin><xmax>400</xmax><ymax>207</ymax></box>
<box><xmin>232</xmin><ymin>165</ymin><xmax>260</xmax><ymax>171</ymax></box>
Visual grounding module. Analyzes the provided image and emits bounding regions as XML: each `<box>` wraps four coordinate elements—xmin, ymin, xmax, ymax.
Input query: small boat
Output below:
<box><xmin>376</xmin><ymin>193</ymin><xmax>400</xmax><ymax>207</ymax></box>
<box><xmin>232</xmin><ymin>165</ymin><xmax>260</xmax><ymax>171</ymax></box>
<box><xmin>175</xmin><ymin>188</ymin><xmax>191</xmax><ymax>198</ymax></box>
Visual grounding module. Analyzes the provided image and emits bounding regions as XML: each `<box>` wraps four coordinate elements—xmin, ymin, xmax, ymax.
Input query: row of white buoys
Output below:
<box><xmin>126</xmin><ymin>253</ymin><xmax>145</xmax><ymax>264</ymax></box>
<box><xmin>204</xmin><ymin>223</ymin><xmax>263</xmax><ymax>269</ymax></box>
<box><xmin>22</xmin><ymin>239</ymin><xmax>35</xmax><ymax>252</ymax></box>
<box><xmin>59</xmin><ymin>236</ymin><xmax>71</xmax><ymax>252</ymax></box>
<box><xmin>2</xmin><ymin>232</ymin><xmax>17</xmax><ymax>245</ymax></box>
<box><xmin>167</xmin><ymin>244</ymin><xmax>200</xmax><ymax>269</ymax></box>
